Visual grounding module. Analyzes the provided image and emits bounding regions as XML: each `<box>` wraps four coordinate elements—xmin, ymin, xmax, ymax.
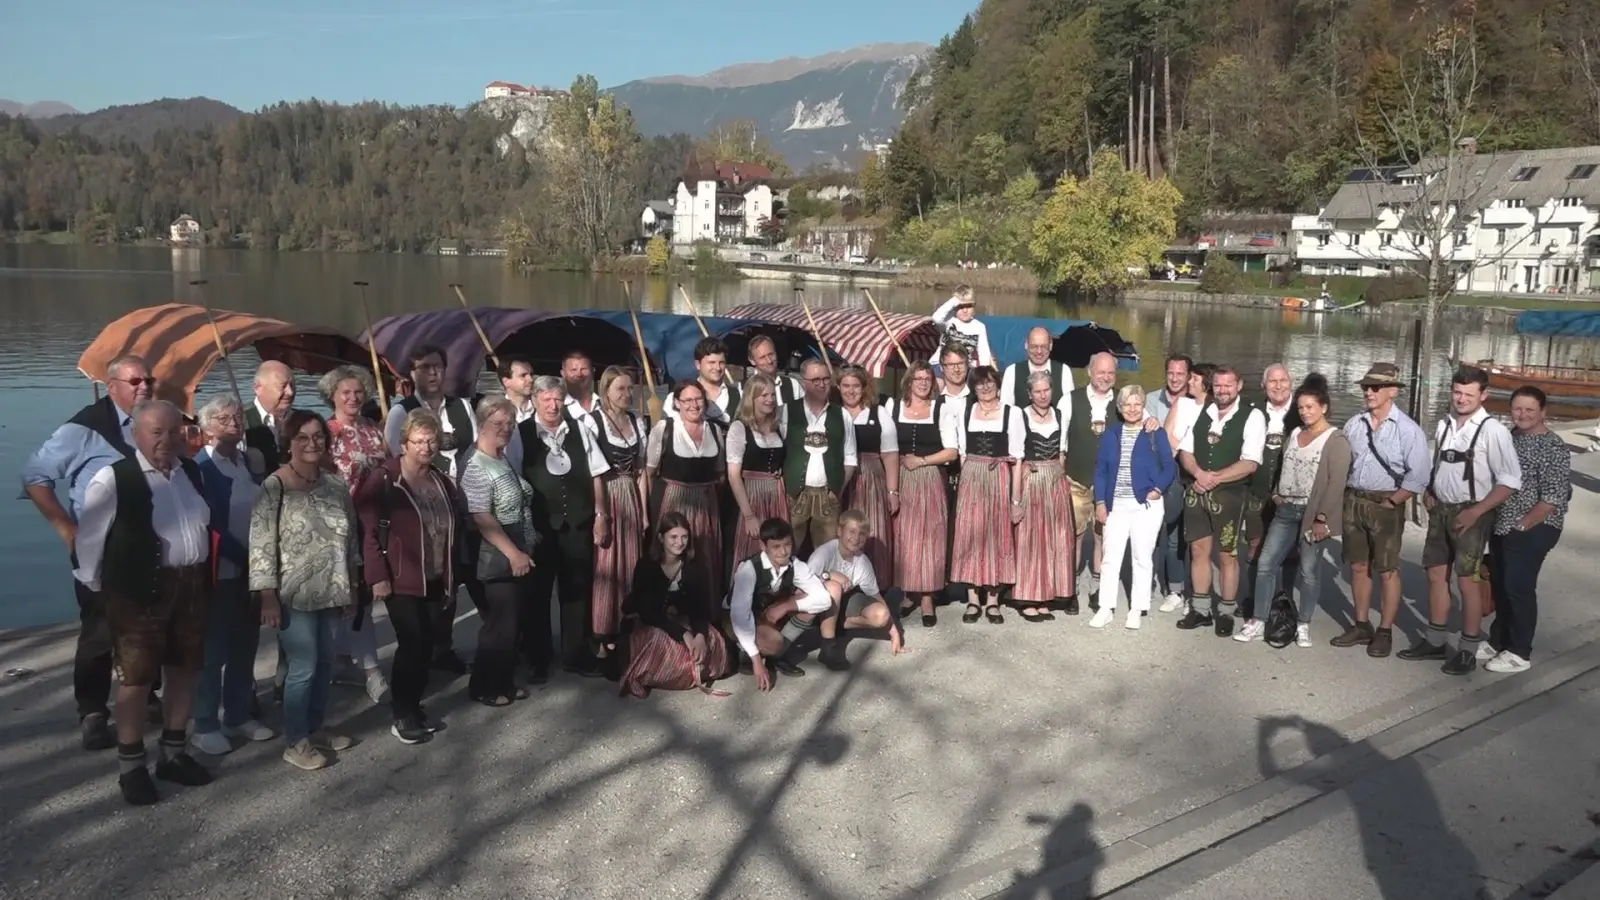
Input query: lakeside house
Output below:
<box><xmin>668</xmin><ymin>161</ymin><xmax>775</xmax><ymax>245</ymax></box>
<box><xmin>1165</xmin><ymin>213</ymin><xmax>1294</xmax><ymax>274</ymax></box>
<box><xmin>1292</xmin><ymin>142</ymin><xmax>1600</xmax><ymax>293</ymax></box>
<box><xmin>640</xmin><ymin>200</ymin><xmax>675</xmax><ymax>240</ymax></box>
<box><xmin>169</xmin><ymin>214</ymin><xmax>201</xmax><ymax>247</ymax></box>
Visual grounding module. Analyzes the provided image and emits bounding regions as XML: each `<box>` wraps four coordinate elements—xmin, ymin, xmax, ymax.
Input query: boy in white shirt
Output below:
<box><xmin>930</xmin><ymin>285</ymin><xmax>993</xmax><ymax>369</ymax></box>
<box><xmin>728</xmin><ymin>518</ymin><xmax>841</xmax><ymax>688</ymax></box>
<box><xmin>808</xmin><ymin>510</ymin><xmax>909</xmax><ymax>657</ymax></box>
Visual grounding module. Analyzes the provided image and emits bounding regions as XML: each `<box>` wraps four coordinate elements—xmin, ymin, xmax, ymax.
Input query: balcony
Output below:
<box><xmin>1291</xmin><ymin>214</ymin><xmax>1332</xmax><ymax>232</ymax></box>
<box><xmin>1479</xmin><ymin>206</ymin><xmax>1533</xmax><ymax>227</ymax></box>
<box><xmin>716</xmin><ymin>205</ymin><xmax>744</xmax><ymax>218</ymax></box>
<box><xmin>1544</xmin><ymin>203</ymin><xmax>1597</xmax><ymax>225</ymax></box>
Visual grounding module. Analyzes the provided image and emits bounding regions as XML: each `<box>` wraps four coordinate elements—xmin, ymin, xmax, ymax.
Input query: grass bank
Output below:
<box><xmin>893</xmin><ymin>266</ymin><xmax>1041</xmax><ymax>295</ymax></box>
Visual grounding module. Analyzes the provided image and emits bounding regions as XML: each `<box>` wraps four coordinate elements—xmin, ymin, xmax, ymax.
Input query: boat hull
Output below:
<box><xmin>1483</xmin><ymin>363</ymin><xmax>1600</xmax><ymax>400</ymax></box>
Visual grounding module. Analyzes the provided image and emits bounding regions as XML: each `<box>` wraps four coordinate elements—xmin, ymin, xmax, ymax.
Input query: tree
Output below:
<box><xmin>1029</xmin><ymin>149</ymin><xmax>1182</xmax><ymax>298</ymax></box>
<box><xmin>883</xmin><ymin>126</ymin><xmax>935</xmax><ymax>224</ymax></box>
<box><xmin>545</xmin><ymin>74</ymin><xmax>644</xmax><ymax>261</ymax></box>
<box><xmin>693</xmin><ymin>118</ymin><xmax>789</xmax><ymax>176</ymax></box>
<box><xmin>757</xmin><ymin>215</ymin><xmax>786</xmax><ymax>246</ymax></box>
<box><xmin>857</xmin><ymin>151</ymin><xmax>888</xmax><ymax>213</ymax></box>
<box><xmin>645</xmin><ymin>234</ymin><xmax>670</xmax><ymax>272</ymax></box>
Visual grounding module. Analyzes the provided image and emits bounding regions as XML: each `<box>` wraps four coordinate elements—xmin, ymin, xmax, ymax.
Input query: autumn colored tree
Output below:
<box><xmin>544</xmin><ymin>74</ymin><xmax>643</xmax><ymax>261</ymax></box>
<box><xmin>1030</xmin><ymin>149</ymin><xmax>1181</xmax><ymax>298</ymax></box>
<box><xmin>693</xmin><ymin>118</ymin><xmax>789</xmax><ymax>176</ymax></box>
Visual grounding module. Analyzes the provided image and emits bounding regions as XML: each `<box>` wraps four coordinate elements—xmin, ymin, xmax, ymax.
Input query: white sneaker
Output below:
<box><xmin>224</xmin><ymin>719</ymin><xmax>276</xmax><ymax>742</ymax></box>
<box><xmin>1159</xmin><ymin>593</ymin><xmax>1185</xmax><ymax>614</ymax></box>
<box><xmin>366</xmin><ymin>671</ymin><xmax>391</xmax><ymax>705</ymax></box>
<box><xmin>1089</xmin><ymin>607</ymin><xmax>1116</xmax><ymax>628</ymax></box>
<box><xmin>1125</xmin><ymin>610</ymin><xmax>1142</xmax><ymax>630</ymax></box>
<box><xmin>1295</xmin><ymin>624</ymin><xmax>1312</xmax><ymax>648</ymax></box>
<box><xmin>1485</xmin><ymin>651</ymin><xmax>1531</xmax><ymax>674</ymax></box>
<box><xmin>1233</xmin><ymin>620</ymin><xmax>1265</xmax><ymax>643</ymax></box>
<box><xmin>190</xmin><ymin>730</ymin><xmax>233</xmax><ymax>756</ymax></box>
<box><xmin>1475</xmin><ymin>642</ymin><xmax>1501</xmax><ymax>662</ymax></box>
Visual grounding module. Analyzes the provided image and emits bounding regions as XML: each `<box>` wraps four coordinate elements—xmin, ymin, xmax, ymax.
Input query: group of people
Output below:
<box><xmin>20</xmin><ymin>287</ymin><xmax>1573</xmax><ymax>807</ymax></box>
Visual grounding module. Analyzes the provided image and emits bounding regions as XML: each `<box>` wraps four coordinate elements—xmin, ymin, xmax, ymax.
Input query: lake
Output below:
<box><xmin>0</xmin><ymin>244</ymin><xmax>1546</xmax><ymax>628</ymax></box>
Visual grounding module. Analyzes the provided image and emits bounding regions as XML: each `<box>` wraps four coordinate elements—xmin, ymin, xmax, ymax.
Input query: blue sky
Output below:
<box><xmin>4</xmin><ymin>0</ymin><xmax>972</xmax><ymax>112</ymax></box>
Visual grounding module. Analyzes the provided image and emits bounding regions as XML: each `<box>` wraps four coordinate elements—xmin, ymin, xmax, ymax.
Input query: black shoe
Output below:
<box><xmin>984</xmin><ymin>606</ymin><xmax>1005</xmax><ymax>624</ymax></box>
<box><xmin>416</xmin><ymin>705</ymin><xmax>442</xmax><ymax>733</ymax></box>
<box><xmin>80</xmin><ymin>713</ymin><xmax>113</xmax><ymax>752</ymax></box>
<box><xmin>563</xmin><ymin>659</ymin><xmax>605</xmax><ymax>679</ymax></box>
<box><xmin>1397</xmin><ymin>638</ymin><xmax>1450</xmax><ymax>661</ymax></box>
<box><xmin>1176</xmin><ymin>610</ymin><xmax>1213</xmax><ymax>630</ymax></box>
<box><xmin>146</xmin><ymin>697</ymin><xmax>164</xmax><ymax>727</ymax></box>
<box><xmin>526</xmin><ymin>666</ymin><xmax>549</xmax><ymax>685</ymax></box>
<box><xmin>391</xmin><ymin>715</ymin><xmax>430</xmax><ymax>744</ymax></box>
<box><xmin>771</xmin><ymin>658</ymin><xmax>806</xmax><ymax>678</ymax></box>
<box><xmin>1064</xmin><ymin>597</ymin><xmax>1080</xmax><ymax>616</ymax></box>
<box><xmin>818</xmin><ymin>642</ymin><xmax>851</xmax><ymax>672</ymax></box>
<box><xmin>431</xmin><ymin>651</ymin><xmax>469</xmax><ymax>675</ymax></box>
<box><xmin>119</xmin><ymin>767</ymin><xmax>160</xmax><ymax>806</ymax></box>
<box><xmin>154</xmin><ymin>752</ymin><xmax>213</xmax><ymax>787</ymax></box>
<box><xmin>962</xmin><ymin>603</ymin><xmax>981</xmax><ymax>624</ymax></box>
<box><xmin>1213</xmin><ymin>613</ymin><xmax>1235</xmax><ymax>637</ymax></box>
<box><xmin>921</xmin><ymin>613</ymin><xmax>937</xmax><ymax>628</ymax></box>
<box><xmin>1442</xmin><ymin>649</ymin><xmax>1478</xmax><ymax>676</ymax></box>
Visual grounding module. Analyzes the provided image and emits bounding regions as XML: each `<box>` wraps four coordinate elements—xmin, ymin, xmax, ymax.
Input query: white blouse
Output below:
<box><xmin>844</xmin><ymin>404</ymin><xmax>899</xmax><ymax>454</ymax></box>
<box><xmin>1277</xmin><ymin>426</ymin><xmax>1335</xmax><ymax>501</ymax></box>
<box><xmin>725</xmin><ymin>419</ymin><xmax>783</xmax><ymax>464</ymax></box>
<box><xmin>941</xmin><ymin>404</ymin><xmax>1026</xmax><ymax>459</ymax></box>
<box><xmin>584</xmin><ymin>409</ymin><xmax>643</xmax><ymax>448</ymax></box>
<box><xmin>646</xmin><ymin>418</ymin><xmax>721</xmax><ymax>469</ymax></box>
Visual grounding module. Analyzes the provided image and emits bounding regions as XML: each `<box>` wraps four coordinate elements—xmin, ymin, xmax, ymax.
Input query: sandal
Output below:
<box><xmin>985</xmin><ymin>605</ymin><xmax>1005</xmax><ymax>625</ymax></box>
<box><xmin>962</xmin><ymin>603</ymin><xmax>981</xmax><ymax>624</ymax></box>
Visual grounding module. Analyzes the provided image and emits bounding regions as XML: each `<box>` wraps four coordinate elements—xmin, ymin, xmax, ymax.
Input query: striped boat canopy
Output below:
<box><xmin>725</xmin><ymin>303</ymin><xmax>939</xmax><ymax>377</ymax></box>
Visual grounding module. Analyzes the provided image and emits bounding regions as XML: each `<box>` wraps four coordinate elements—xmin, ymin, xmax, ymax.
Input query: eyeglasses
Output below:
<box><xmin>291</xmin><ymin>432</ymin><xmax>327</xmax><ymax>446</ymax></box>
<box><xmin>113</xmin><ymin>377</ymin><xmax>156</xmax><ymax>387</ymax></box>
<box><xmin>1361</xmin><ymin>385</ymin><xmax>1388</xmax><ymax>394</ymax></box>
<box><xmin>407</xmin><ymin>437</ymin><xmax>439</xmax><ymax>449</ymax></box>
<box><xmin>212</xmin><ymin>414</ymin><xmax>242</xmax><ymax>426</ymax></box>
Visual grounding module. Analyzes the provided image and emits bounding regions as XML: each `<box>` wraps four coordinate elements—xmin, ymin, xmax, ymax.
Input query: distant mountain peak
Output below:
<box><xmin>0</xmin><ymin>100</ymin><xmax>79</xmax><ymax>119</ymax></box>
<box><xmin>639</xmin><ymin>42</ymin><xmax>930</xmax><ymax>89</ymax></box>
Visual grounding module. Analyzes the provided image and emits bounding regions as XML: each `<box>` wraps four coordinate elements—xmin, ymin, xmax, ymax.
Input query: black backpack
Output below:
<box><xmin>1263</xmin><ymin>590</ymin><xmax>1297</xmax><ymax>649</ymax></box>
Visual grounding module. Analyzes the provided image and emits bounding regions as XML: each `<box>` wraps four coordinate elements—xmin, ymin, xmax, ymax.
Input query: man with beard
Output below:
<box><xmin>1000</xmin><ymin>326</ymin><xmax>1074</xmax><ymax>409</ymax></box>
<box><xmin>1177</xmin><ymin>365</ymin><xmax>1266</xmax><ymax>637</ymax></box>
<box><xmin>1235</xmin><ymin>363</ymin><xmax>1301</xmax><ymax>641</ymax></box>
<box><xmin>561</xmin><ymin>350</ymin><xmax>600</xmax><ymax>419</ymax></box>
<box><xmin>21</xmin><ymin>354</ymin><xmax>163</xmax><ymax>750</ymax></box>
<box><xmin>745</xmin><ymin>334</ymin><xmax>802</xmax><ymax>406</ymax></box>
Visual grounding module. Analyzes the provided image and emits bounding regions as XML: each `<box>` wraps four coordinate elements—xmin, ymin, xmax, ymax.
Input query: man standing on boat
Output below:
<box><xmin>20</xmin><ymin>354</ymin><xmax>163</xmax><ymax>751</ymax></box>
<box><xmin>499</xmin><ymin>356</ymin><xmax>536</xmax><ymax>423</ymax></box>
<box><xmin>1000</xmin><ymin>326</ymin><xmax>1073</xmax><ymax>409</ymax></box>
<box><xmin>1404</xmin><ymin>365</ymin><xmax>1520</xmax><ymax>675</ymax></box>
<box><xmin>1235</xmin><ymin>363</ymin><xmax>1300</xmax><ymax>640</ymax></box>
<box><xmin>384</xmin><ymin>343</ymin><xmax>477</xmax><ymax>675</ymax></box>
<box><xmin>245</xmin><ymin>361</ymin><xmax>295</xmax><ymax>472</ymax></box>
<box><xmin>561</xmin><ymin>350</ymin><xmax>600</xmax><ymax>420</ymax></box>
<box><xmin>1062</xmin><ymin>352</ymin><xmax>1121</xmax><ymax>612</ymax></box>
<box><xmin>745</xmin><ymin>334</ymin><xmax>802</xmax><ymax>406</ymax></box>
<box><xmin>929</xmin><ymin>286</ymin><xmax>993</xmax><ymax>369</ymax></box>
<box><xmin>668</xmin><ymin>337</ymin><xmax>739</xmax><ymax>425</ymax></box>
<box><xmin>782</xmin><ymin>358</ymin><xmax>857</xmax><ymax>557</ymax></box>
<box><xmin>1330</xmin><ymin>363</ymin><xmax>1430</xmax><ymax>658</ymax></box>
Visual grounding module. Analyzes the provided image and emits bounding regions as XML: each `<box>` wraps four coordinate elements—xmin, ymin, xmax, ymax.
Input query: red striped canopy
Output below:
<box><xmin>724</xmin><ymin>303</ymin><xmax>939</xmax><ymax>377</ymax></box>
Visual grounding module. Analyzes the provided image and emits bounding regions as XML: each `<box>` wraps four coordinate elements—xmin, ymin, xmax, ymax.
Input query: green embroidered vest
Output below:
<box><xmin>1066</xmin><ymin>387</ymin><xmax>1111</xmax><ymax>485</ymax></box>
<box><xmin>1250</xmin><ymin>404</ymin><xmax>1302</xmax><ymax>497</ymax></box>
<box><xmin>1192</xmin><ymin>403</ymin><xmax>1253</xmax><ymax>474</ymax></box>
<box><xmin>782</xmin><ymin>402</ymin><xmax>846</xmax><ymax>498</ymax></box>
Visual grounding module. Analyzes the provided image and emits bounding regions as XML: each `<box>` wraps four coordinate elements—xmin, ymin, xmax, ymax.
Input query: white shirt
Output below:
<box><xmin>253</xmin><ymin>399</ymin><xmax>279</xmax><ymax>431</ymax></box>
<box><xmin>778</xmin><ymin>402</ymin><xmax>859</xmax><ymax>489</ymax></box>
<box><xmin>725</xmin><ymin>420</ymin><xmax>783</xmax><ymax>464</ymax></box>
<box><xmin>383</xmin><ymin>395</ymin><xmax>478</xmax><ymax>479</ymax></box>
<box><xmin>1169</xmin><ymin>396</ymin><xmax>1204</xmax><ymax>450</ymax></box>
<box><xmin>666</xmin><ymin>380</ymin><xmax>736</xmax><ymax>424</ymax></box>
<box><xmin>646</xmin><ymin>418</ymin><xmax>722</xmax><ymax>468</ymax></box>
<box><xmin>506</xmin><ymin>417</ymin><xmax>611</xmax><ymax>479</ymax></box>
<box><xmin>1431</xmin><ymin>407</ymin><xmax>1521</xmax><ymax>504</ymax></box>
<box><xmin>941</xmin><ymin>404</ymin><xmax>1026</xmax><ymax>459</ymax></box>
<box><xmin>198</xmin><ymin>445</ymin><xmax>260</xmax><ymax>580</ymax></box>
<box><xmin>845</xmin><ymin>404</ymin><xmax>899</xmax><ymax>454</ymax></box>
<box><xmin>1263</xmin><ymin>400</ymin><xmax>1294</xmax><ymax>446</ymax></box>
<box><xmin>1179</xmin><ymin>401</ymin><xmax>1268</xmax><ymax>466</ymax></box>
<box><xmin>727</xmin><ymin>553</ymin><xmax>833</xmax><ymax>659</ymax></box>
<box><xmin>73</xmin><ymin>451</ymin><xmax>211</xmax><ymax>592</ymax></box>
<box><xmin>808</xmin><ymin>539</ymin><xmax>881</xmax><ymax>599</ymax></box>
<box><xmin>929</xmin><ymin>297</ymin><xmax>994</xmax><ymax>367</ymax></box>
<box><xmin>1061</xmin><ymin>386</ymin><xmax>1116</xmax><ymax>437</ymax></box>
<box><xmin>564</xmin><ymin>391</ymin><xmax>600</xmax><ymax>419</ymax></box>
<box><xmin>1000</xmin><ymin>362</ymin><xmax>1074</xmax><ymax>408</ymax></box>
<box><xmin>1278</xmin><ymin>427</ymin><xmax>1334</xmax><ymax>501</ymax></box>
<box><xmin>937</xmin><ymin>384</ymin><xmax>970</xmax><ymax>431</ymax></box>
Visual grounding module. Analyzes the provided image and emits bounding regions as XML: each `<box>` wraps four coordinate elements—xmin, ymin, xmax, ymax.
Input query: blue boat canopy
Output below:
<box><xmin>1514</xmin><ymin>311</ymin><xmax>1600</xmax><ymax>337</ymax></box>
<box><xmin>983</xmin><ymin>315</ymin><xmax>1140</xmax><ymax>372</ymax></box>
<box><xmin>576</xmin><ymin>310</ymin><xmax>839</xmax><ymax>383</ymax></box>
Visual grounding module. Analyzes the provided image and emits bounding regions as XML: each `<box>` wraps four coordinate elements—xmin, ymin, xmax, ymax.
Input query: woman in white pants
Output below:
<box><xmin>1090</xmin><ymin>385</ymin><xmax>1178</xmax><ymax>629</ymax></box>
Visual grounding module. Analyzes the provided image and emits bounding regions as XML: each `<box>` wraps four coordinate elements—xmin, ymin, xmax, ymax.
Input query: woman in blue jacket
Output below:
<box><xmin>1091</xmin><ymin>385</ymin><xmax>1176</xmax><ymax>630</ymax></box>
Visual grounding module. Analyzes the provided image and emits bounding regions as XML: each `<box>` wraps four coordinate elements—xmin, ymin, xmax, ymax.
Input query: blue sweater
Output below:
<box><xmin>1093</xmin><ymin>422</ymin><xmax>1176</xmax><ymax>511</ymax></box>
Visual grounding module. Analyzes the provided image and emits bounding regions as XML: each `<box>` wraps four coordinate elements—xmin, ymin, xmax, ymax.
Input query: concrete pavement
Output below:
<box><xmin>4</xmin><ymin>454</ymin><xmax>1600</xmax><ymax>900</ymax></box>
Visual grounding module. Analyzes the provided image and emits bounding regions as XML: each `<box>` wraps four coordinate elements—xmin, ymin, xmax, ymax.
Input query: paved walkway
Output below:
<box><xmin>4</xmin><ymin>445</ymin><xmax>1600</xmax><ymax>900</ymax></box>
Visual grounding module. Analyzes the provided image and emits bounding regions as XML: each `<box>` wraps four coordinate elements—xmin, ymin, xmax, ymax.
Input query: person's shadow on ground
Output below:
<box><xmin>1001</xmin><ymin>802</ymin><xmax>1105</xmax><ymax>900</ymax></box>
<box><xmin>1259</xmin><ymin>716</ymin><xmax>1491</xmax><ymax>900</ymax></box>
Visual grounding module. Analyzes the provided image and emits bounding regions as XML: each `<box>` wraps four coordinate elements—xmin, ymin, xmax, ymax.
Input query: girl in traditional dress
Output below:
<box><xmin>727</xmin><ymin>374</ymin><xmax>789</xmax><ymax>572</ymax></box>
<box><xmin>588</xmin><ymin>366</ymin><xmax>649</xmax><ymax>660</ymax></box>
<box><xmin>619</xmin><ymin>513</ymin><xmax>731</xmax><ymax>698</ymax></box>
<box><xmin>1012</xmin><ymin>371</ymin><xmax>1076</xmax><ymax>620</ymax></box>
<box><xmin>646</xmin><ymin>380</ymin><xmax>728</xmax><ymax>611</ymax></box>
<box><xmin>943</xmin><ymin>366</ymin><xmax>1025</xmax><ymax>623</ymax></box>
<box><xmin>890</xmin><ymin>362</ymin><xmax>958</xmax><ymax>626</ymax></box>
<box><xmin>836</xmin><ymin>366</ymin><xmax>899</xmax><ymax>590</ymax></box>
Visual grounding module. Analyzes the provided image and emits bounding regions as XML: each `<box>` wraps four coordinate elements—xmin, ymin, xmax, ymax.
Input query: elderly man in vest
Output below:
<box><xmin>20</xmin><ymin>353</ymin><xmax>165</xmax><ymax>751</ymax></box>
<box><xmin>1177</xmin><ymin>365</ymin><xmax>1267</xmax><ymax>637</ymax></box>
<box><xmin>73</xmin><ymin>400</ymin><xmax>215</xmax><ymax>805</ymax></box>
<box><xmin>514</xmin><ymin>376</ymin><xmax>612</xmax><ymax>680</ymax></box>
<box><xmin>1236</xmin><ymin>363</ymin><xmax>1301</xmax><ymax>638</ymax></box>
<box><xmin>384</xmin><ymin>343</ymin><xmax>477</xmax><ymax>674</ymax></box>
<box><xmin>781</xmin><ymin>358</ymin><xmax>858</xmax><ymax>557</ymax></box>
<box><xmin>1000</xmin><ymin>326</ymin><xmax>1074</xmax><ymax>409</ymax></box>
<box><xmin>1062</xmin><ymin>352</ymin><xmax>1120</xmax><ymax>612</ymax></box>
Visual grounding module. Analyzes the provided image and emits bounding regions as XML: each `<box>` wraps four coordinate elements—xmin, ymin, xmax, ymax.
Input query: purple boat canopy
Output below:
<box><xmin>365</xmin><ymin>307</ymin><xmax>646</xmax><ymax>398</ymax></box>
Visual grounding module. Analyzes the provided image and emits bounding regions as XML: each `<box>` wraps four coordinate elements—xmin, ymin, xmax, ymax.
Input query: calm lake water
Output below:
<box><xmin>0</xmin><ymin>244</ymin><xmax>1549</xmax><ymax>628</ymax></box>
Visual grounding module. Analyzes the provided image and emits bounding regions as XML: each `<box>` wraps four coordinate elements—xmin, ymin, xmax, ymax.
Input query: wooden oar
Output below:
<box><xmin>190</xmin><ymin>279</ymin><xmax>245</xmax><ymax>406</ymax></box>
<box><xmin>353</xmin><ymin>280</ymin><xmax>390</xmax><ymax>411</ymax></box>
<box><xmin>862</xmin><ymin>288</ymin><xmax>910</xmax><ymax>368</ymax></box>
<box><xmin>449</xmin><ymin>282</ymin><xmax>501</xmax><ymax>371</ymax></box>
<box><xmin>675</xmin><ymin>282</ymin><xmax>711</xmax><ymax>338</ymax></box>
<box><xmin>795</xmin><ymin>289</ymin><xmax>834</xmax><ymax>378</ymax></box>
<box><xmin>621</xmin><ymin>279</ymin><xmax>664</xmax><ymax>421</ymax></box>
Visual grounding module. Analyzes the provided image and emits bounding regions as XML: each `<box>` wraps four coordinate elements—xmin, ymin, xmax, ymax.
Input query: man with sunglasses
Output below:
<box><xmin>1331</xmin><ymin>363</ymin><xmax>1429</xmax><ymax>658</ymax></box>
<box><xmin>20</xmin><ymin>354</ymin><xmax>164</xmax><ymax>751</ymax></box>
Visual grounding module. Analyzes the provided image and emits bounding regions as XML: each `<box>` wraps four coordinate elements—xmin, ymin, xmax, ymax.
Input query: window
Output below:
<box><xmin>1350</xmin><ymin>233</ymin><xmax>1362</xmax><ymax>246</ymax></box>
<box><xmin>1496</xmin><ymin>227</ymin><xmax>1507</xmax><ymax>246</ymax></box>
<box><xmin>1381</xmin><ymin>233</ymin><xmax>1394</xmax><ymax>247</ymax></box>
<box><xmin>1571</xmin><ymin>226</ymin><xmax>1581</xmax><ymax>244</ymax></box>
<box><xmin>1511</xmin><ymin>167</ymin><xmax>1540</xmax><ymax>182</ymax></box>
<box><xmin>1568</xmin><ymin>164</ymin><xmax>1597</xmax><ymax>179</ymax></box>
<box><xmin>1317</xmin><ymin>233</ymin><xmax>1330</xmax><ymax>248</ymax></box>
<box><xmin>1560</xmin><ymin>196</ymin><xmax>1584</xmax><ymax>207</ymax></box>
<box><xmin>1503</xmin><ymin>198</ymin><xmax>1526</xmax><ymax>208</ymax></box>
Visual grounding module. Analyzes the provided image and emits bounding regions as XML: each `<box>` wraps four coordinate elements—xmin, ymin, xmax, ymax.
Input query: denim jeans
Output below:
<box><xmin>193</xmin><ymin>577</ymin><xmax>262</xmax><ymax>733</ymax></box>
<box><xmin>1251</xmin><ymin>503</ymin><xmax>1339</xmax><ymax>624</ymax></box>
<box><xmin>279</xmin><ymin>605</ymin><xmax>341</xmax><ymax>744</ymax></box>
<box><xmin>1155</xmin><ymin>474</ymin><xmax>1186</xmax><ymax>595</ymax></box>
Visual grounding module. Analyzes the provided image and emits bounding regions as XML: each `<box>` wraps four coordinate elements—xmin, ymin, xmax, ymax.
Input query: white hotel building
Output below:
<box><xmin>1292</xmin><ymin>144</ymin><xmax>1600</xmax><ymax>294</ymax></box>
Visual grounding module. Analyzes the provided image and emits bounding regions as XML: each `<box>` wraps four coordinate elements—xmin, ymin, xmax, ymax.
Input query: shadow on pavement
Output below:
<box><xmin>996</xmin><ymin>803</ymin><xmax>1104</xmax><ymax>900</ymax></box>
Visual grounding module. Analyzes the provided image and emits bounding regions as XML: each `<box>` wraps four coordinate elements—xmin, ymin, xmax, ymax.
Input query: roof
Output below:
<box><xmin>645</xmin><ymin>200</ymin><xmax>675</xmax><ymax>216</ymax></box>
<box><xmin>77</xmin><ymin>303</ymin><xmax>395</xmax><ymax>413</ymax></box>
<box><xmin>1320</xmin><ymin>145</ymin><xmax>1600</xmax><ymax>221</ymax></box>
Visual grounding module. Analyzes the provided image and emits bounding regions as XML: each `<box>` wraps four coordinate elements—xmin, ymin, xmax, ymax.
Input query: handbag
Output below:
<box><xmin>476</xmin><ymin>524</ymin><xmax>530</xmax><ymax>582</ymax></box>
<box><xmin>1263</xmin><ymin>590</ymin><xmax>1297</xmax><ymax>649</ymax></box>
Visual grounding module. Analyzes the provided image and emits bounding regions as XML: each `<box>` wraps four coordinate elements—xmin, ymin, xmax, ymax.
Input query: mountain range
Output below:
<box><xmin>1</xmin><ymin>42</ymin><xmax>927</xmax><ymax>166</ymax></box>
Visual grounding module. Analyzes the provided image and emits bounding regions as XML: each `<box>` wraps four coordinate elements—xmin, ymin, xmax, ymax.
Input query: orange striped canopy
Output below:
<box><xmin>77</xmin><ymin>303</ymin><xmax>396</xmax><ymax>413</ymax></box>
<box><xmin>724</xmin><ymin>303</ymin><xmax>939</xmax><ymax>377</ymax></box>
